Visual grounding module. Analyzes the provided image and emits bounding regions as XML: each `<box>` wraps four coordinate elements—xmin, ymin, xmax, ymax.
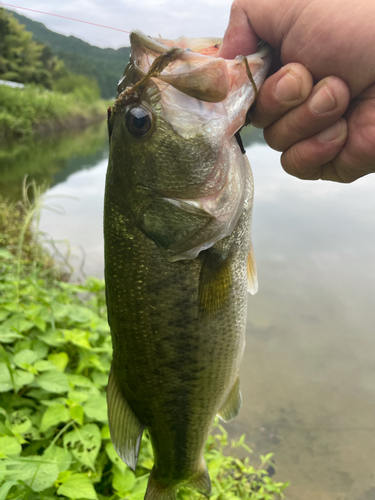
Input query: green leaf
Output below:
<box><xmin>43</xmin><ymin>445</ymin><xmax>72</xmax><ymax>472</ymax></box>
<box><xmin>0</xmin><ymin>436</ymin><xmax>22</xmax><ymax>457</ymax></box>
<box><xmin>83</xmin><ymin>395</ymin><xmax>107</xmax><ymax>422</ymax></box>
<box><xmin>63</xmin><ymin>423</ymin><xmax>101</xmax><ymax>469</ymax></box>
<box><xmin>70</xmin><ymin>404</ymin><xmax>84</xmax><ymax>425</ymax></box>
<box><xmin>112</xmin><ymin>467</ymin><xmax>136</xmax><ymax>494</ymax></box>
<box><xmin>33</xmin><ymin>316</ymin><xmax>47</xmax><ymax>332</ymax></box>
<box><xmin>13</xmin><ymin>348</ymin><xmax>39</xmax><ymax>368</ymax></box>
<box><xmin>5</xmin><ymin>457</ymin><xmax>59</xmax><ymax>492</ymax></box>
<box><xmin>101</xmin><ymin>425</ymin><xmax>110</xmax><ymax>440</ymax></box>
<box><xmin>13</xmin><ymin>369</ymin><xmax>35</xmax><ymax>389</ymax></box>
<box><xmin>32</xmin><ymin>340</ymin><xmax>49</xmax><ymax>359</ymax></box>
<box><xmin>127</xmin><ymin>475</ymin><xmax>149</xmax><ymax>499</ymax></box>
<box><xmin>67</xmin><ymin>374</ymin><xmax>95</xmax><ymax>388</ymax></box>
<box><xmin>1</xmin><ymin>314</ymin><xmax>34</xmax><ymax>333</ymax></box>
<box><xmin>57</xmin><ymin>473</ymin><xmax>98</xmax><ymax>499</ymax></box>
<box><xmin>0</xmin><ymin>481</ymin><xmax>19</xmax><ymax>500</ymax></box>
<box><xmin>63</xmin><ymin>329</ymin><xmax>91</xmax><ymax>349</ymax></box>
<box><xmin>40</xmin><ymin>328</ymin><xmax>65</xmax><ymax>346</ymax></box>
<box><xmin>48</xmin><ymin>352</ymin><xmax>69</xmax><ymax>371</ymax></box>
<box><xmin>9</xmin><ymin>410</ymin><xmax>32</xmax><ymax>435</ymax></box>
<box><xmin>36</xmin><ymin>370</ymin><xmax>70</xmax><ymax>393</ymax></box>
<box><xmin>66</xmin><ymin>305</ymin><xmax>96</xmax><ymax>324</ymax></box>
<box><xmin>0</xmin><ymin>249</ymin><xmax>14</xmax><ymax>260</ymax></box>
<box><xmin>34</xmin><ymin>359</ymin><xmax>57</xmax><ymax>372</ymax></box>
<box><xmin>105</xmin><ymin>442</ymin><xmax>126</xmax><ymax>472</ymax></box>
<box><xmin>92</xmin><ymin>370</ymin><xmax>108</xmax><ymax>387</ymax></box>
<box><xmin>0</xmin><ymin>329</ymin><xmax>24</xmax><ymax>343</ymax></box>
<box><xmin>40</xmin><ymin>403</ymin><xmax>70</xmax><ymax>432</ymax></box>
<box><xmin>68</xmin><ymin>390</ymin><xmax>89</xmax><ymax>404</ymax></box>
<box><xmin>0</xmin><ymin>363</ymin><xmax>13</xmax><ymax>392</ymax></box>
<box><xmin>0</xmin><ymin>310</ymin><xmax>10</xmax><ymax>321</ymax></box>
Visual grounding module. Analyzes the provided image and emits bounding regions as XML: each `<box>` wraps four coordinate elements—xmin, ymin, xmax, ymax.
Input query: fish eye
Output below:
<box><xmin>126</xmin><ymin>106</ymin><xmax>153</xmax><ymax>137</ymax></box>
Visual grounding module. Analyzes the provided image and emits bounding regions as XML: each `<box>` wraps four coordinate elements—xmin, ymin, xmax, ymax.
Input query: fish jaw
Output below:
<box><xmin>119</xmin><ymin>30</ymin><xmax>272</xmax><ymax>106</ymax></box>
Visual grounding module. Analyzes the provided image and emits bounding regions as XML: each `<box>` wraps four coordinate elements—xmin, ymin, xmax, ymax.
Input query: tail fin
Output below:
<box><xmin>144</xmin><ymin>469</ymin><xmax>177</xmax><ymax>500</ymax></box>
<box><xmin>144</xmin><ymin>462</ymin><xmax>211</xmax><ymax>500</ymax></box>
<box><xmin>189</xmin><ymin>464</ymin><xmax>211</xmax><ymax>497</ymax></box>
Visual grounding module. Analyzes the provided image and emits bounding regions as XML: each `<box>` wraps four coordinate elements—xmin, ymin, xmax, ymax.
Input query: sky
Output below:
<box><xmin>1</xmin><ymin>0</ymin><xmax>233</xmax><ymax>49</ymax></box>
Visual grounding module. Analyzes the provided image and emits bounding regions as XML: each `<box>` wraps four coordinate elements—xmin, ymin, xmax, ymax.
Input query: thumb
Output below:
<box><xmin>217</xmin><ymin>1</ymin><xmax>260</xmax><ymax>59</ymax></box>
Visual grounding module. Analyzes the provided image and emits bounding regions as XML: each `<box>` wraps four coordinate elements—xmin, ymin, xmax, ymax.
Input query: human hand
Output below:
<box><xmin>218</xmin><ymin>0</ymin><xmax>375</xmax><ymax>183</ymax></box>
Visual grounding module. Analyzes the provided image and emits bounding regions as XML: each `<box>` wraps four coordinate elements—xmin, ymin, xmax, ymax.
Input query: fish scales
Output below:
<box><xmin>104</xmin><ymin>30</ymin><xmax>271</xmax><ymax>500</ymax></box>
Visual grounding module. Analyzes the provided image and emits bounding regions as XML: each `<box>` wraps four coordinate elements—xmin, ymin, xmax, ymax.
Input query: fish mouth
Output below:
<box><xmin>129</xmin><ymin>30</ymin><xmax>272</xmax><ymax>104</ymax></box>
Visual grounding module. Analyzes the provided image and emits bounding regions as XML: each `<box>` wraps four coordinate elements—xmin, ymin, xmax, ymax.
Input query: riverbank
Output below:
<box><xmin>0</xmin><ymin>84</ymin><xmax>109</xmax><ymax>141</ymax></box>
<box><xmin>0</xmin><ymin>191</ymin><xmax>288</xmax><ymax>500</ymax></box>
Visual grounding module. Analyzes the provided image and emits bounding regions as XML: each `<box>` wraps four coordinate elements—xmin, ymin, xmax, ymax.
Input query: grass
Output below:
<box><xmin>0</xmin><ymin>188</ymin><xmax>289</xmax><ymax>500</ymax></box>
<box><xmin>0</xmin><ymin>84</ymin><xmax>110</xmax><ymax>141</ymax></box>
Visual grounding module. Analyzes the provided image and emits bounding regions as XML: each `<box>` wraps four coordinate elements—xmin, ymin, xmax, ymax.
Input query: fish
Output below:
<box><xmin>104</xmin><ymin>30</ymin><xmax>272</xmax><ymax>500</ymax></box>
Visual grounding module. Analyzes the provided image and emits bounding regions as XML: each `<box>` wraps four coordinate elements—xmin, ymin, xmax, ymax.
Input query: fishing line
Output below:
<box><xmin>0</xmin><ymin>3</ymin><xmax>130</xmax><ymax>33</ymax></box>
<box><xmin>0</xmin><ymin>3</ymin><xmax>221</xmax><ymax>54</ymax></box>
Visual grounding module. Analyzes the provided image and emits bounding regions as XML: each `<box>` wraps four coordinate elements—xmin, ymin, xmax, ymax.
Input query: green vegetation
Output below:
<box><xmin>0</xmin><ymin>8</ymin><xmax>64</xmax><ymax>89</ymax></box>
<box><xmin>0</xmin><ymin>82</ymin><xmax>107</xmax><ymax>141</ymax></box>
<box><xmin>9</xmin><ymin>10</ymin><xmax>130</xmax><ymax>98</ymax></box>
<box><xmin>0</xmin><ymin>9</ymin><xmax>110</xmax><ymax>141</ymax></box>
<box><xmin>0</xmin><ymin>191</ymin><xmax>289</xmax><ymax>499</ymax></box>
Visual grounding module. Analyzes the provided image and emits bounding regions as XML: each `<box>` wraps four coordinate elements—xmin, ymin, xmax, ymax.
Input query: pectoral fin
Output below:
<box><xmin>217</xmin><ymin>376</ymin><xmax>242</xmax><ymax>422</ymax></box>
<box><xmin>107</xmin><ymin>367</ymin><xmax>145</xmax><ymax>470</ymax></box>
<box><xmin>199</xmin><ymin>249</ymin><xmax>232</xmax><ymax>318</ymax></box>
<box><xmin>247</xmin><ymin>244</ymin><xmax>258</xmax><ymax>295</ymax></box>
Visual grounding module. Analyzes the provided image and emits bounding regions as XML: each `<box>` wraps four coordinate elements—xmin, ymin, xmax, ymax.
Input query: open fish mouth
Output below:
<box><xmin>109</xmin><ymin>30</ymin><xmax>272</xmax><ymax>262</ymax></box>
<box><xmin>128</xmin><ymin>29</ymin><xmax>272</xmax><ymax>104</ymax></box>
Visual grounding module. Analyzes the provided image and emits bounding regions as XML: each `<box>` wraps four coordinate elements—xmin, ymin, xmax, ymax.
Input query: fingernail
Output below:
<box><xmin>274</xmin><ymin>70</ymin><xmax>302</xmax><ymax>102</ymax></box>
<box><xmin>309</xmin><ymin>85</ymin><xmax>336</xmax><ymax>114</ymax></box>
<box><xmin>317</xmin><ymin>120</ymin><xmax>345</xmax><ymax>142</ymax></box>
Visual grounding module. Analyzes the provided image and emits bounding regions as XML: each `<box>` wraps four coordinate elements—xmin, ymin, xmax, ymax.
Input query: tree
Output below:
<box><xmin>0</xmin><ymin>8</ymin><xmax>65</xmax><ymax>88</ymax></box>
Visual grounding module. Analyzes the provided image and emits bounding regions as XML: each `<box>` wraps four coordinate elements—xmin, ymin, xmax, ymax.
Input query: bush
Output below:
<box><xmin>0</xmin><ymin>84</ymin><xmax>105</xmax><ymax>140</ymax></box>
<box><xmin>53</xmin><ymin>73</ymin><xmax>101</xmax><ymax>102</ymax></box>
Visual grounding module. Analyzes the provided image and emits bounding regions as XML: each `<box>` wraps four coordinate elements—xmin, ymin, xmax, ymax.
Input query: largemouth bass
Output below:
<box><xmin>104</xmin><ymin>30</ymin><xmax>271</xmax><ymax>500</ymax></box>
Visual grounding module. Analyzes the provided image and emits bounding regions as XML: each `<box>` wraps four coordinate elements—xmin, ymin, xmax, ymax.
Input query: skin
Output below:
<box><xmin>218</xmin><ymin>0</ymin><xmax>375</xmax><ymax>183</ymax></box>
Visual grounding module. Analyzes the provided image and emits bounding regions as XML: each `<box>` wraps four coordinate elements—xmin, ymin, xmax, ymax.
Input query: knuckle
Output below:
<box><xmin>284</xmin><ymin>145</ymin><xmax>302</xmax><ymax>174</ymax></box>
<box><xmin>359</xmin><ymin>124</ymin><xmax>375</xmax><ymax>159</ymax></box>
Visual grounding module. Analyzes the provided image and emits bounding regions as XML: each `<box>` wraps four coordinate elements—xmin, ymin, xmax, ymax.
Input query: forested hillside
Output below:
<box><xmin>9</xmin><ymin>10</ymin><xmax>130</xmax><ymax>98</ymax></box>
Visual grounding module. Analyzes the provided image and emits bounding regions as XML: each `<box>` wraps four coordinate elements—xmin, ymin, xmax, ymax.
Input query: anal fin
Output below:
<box><xmin>107</xmin><ymin>367</ymin><xmax>145</xmax><ymax>470</ymax></box>
<box><xmin>247</xmin><ymin>243</ymin><xmax>258</xmax><ymax>295</ymax></box>
<box><xmin>217</xmin><ymin>376</ymin><xmax>242</xmax><ymax>422</ymax></box>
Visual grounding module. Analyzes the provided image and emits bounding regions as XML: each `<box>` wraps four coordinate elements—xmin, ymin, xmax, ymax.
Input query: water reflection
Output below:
<box><xmin>0</xmin><ymin>122</ymin><xmax>108</xmax><ymax>201</ymax></box>
<box><xmin>1</xmin><ymin>123</ymin><xmax>375</xmax><ymax>499</ymax></box>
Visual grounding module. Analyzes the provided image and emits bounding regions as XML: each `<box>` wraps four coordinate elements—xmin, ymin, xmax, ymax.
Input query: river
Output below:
<box><xmin>2</xmin><ymin>122</ymin><xmax>375</xmax><ymax>500</ymax></box>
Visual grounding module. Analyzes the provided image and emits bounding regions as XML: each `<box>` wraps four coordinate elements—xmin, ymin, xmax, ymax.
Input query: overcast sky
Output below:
<box><xmin>3</xmin><ymin>0</ymin><xmax>233</xmax><ymax>49</ymax></box>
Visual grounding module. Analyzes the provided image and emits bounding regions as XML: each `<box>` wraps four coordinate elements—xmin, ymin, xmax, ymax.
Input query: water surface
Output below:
<box><xmin>2</xmin><ymin>124</ymin><xmax>375</xmax><ymax>500</ymax></box>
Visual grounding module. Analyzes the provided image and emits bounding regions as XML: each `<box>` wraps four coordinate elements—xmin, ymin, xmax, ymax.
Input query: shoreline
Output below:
<box><xmin>0</xmin><ymin>83</ymin><xmax>111</xmax><ymax>142</ymax></box>
<box><xmin>32</xmin><ymin>111</ymin><xmax>106</xmax><ymax>138</ymax></box>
